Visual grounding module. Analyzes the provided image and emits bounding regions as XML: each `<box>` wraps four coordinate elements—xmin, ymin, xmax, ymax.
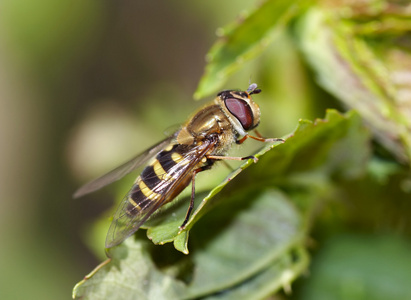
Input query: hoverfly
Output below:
<box><xmin>74</xmin><ymin>83</ymin><xmax>283</xmax><ymax>248</ymax></box>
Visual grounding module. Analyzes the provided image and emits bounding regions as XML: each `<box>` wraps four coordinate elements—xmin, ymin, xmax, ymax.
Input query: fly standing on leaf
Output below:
<box><xmin>74</xmin><ymin>83</ymin><xmax>284</xmax><ymax>248</ymax></box>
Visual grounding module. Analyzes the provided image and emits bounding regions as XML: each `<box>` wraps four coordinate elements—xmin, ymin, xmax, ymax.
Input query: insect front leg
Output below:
<box><xmin>236</xmin><ymin>130</ymin><xmax>284</xmax><ymax>144</ymax></box>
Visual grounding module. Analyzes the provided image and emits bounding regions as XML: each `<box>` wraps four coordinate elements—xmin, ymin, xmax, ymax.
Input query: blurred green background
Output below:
<box><xmin>1</xmin><ymin>0</ymin><xmax>410</xmax><ymax>299</ymax></box>
<box><xmin>0</xmin><ymin>1</ymin><xmax>285</xmax><ymax>298</ymax></box>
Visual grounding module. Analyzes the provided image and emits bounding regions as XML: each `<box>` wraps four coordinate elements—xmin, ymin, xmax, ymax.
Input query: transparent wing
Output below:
<box><xmin>105</xmin><ymin>139</ymin><xmax>217</xmax><ymax>248</ymax></box>
<box><xmin>105</xmin><ymin>187</ymin><xmax>164</xmax><ymax>248</ymax></box>
<box><xmin>73</xmin><ymin>135</ymin><xmax>175</xmax><ymax>198</ymax></box>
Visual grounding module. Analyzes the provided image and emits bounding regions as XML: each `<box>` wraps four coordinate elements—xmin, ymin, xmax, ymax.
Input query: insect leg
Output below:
<box><xmin>236</xmin><ymin>132</ymin><xmax>284</xmax><ymax>144</ymax></box>
<box><xmin>236</xmin><ymin>135</ymin><xmax>249</xmax><ymax>144</ymax></box>
<box><xmin>207</xmin><ymin>155</ymin><xmax>258</xmax><ymax>163</ymax></box>
<box><xmin>179</xmin><ymin>166</ymin><xmax>209</xmax><ymax>229</ymax></box>
<box><xmin>252</xmin><ymin>129</ymin><xmax>284</xmax><ymax>143</ymax></box>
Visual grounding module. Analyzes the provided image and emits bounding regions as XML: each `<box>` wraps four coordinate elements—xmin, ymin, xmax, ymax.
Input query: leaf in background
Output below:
<box><xmin>296</xmin><ymin>234</ymin><xmax>411</xmax><ymax>300</ymax></box>
<box><xmin>297</xmin><ymin>3</ymin><xmax>411</xmax><ymax>164</ymax></box>
<box><xmin>194</xmin><ymin>0</ymin><xmax>312</xmax><ymax>99</ymax></box>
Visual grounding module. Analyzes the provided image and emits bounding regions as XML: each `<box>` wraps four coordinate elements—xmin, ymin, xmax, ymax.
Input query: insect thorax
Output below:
<box><xmin>176</xmin><ymin>103</ymin><xmax>237</xmax><ymax>152</ymax></box>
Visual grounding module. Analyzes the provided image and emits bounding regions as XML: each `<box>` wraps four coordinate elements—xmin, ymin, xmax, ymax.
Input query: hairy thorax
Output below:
<box><xmin>176</xmin><ymin>104</ymin><xmax>236</xmax><ymax>155</ymax></box>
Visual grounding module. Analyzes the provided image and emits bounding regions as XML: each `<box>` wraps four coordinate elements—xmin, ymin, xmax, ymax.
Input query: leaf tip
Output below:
<box><xmin>173</xmin><ymin>230</ymin><xmax>190</xmax><ymax>254</ymax></box>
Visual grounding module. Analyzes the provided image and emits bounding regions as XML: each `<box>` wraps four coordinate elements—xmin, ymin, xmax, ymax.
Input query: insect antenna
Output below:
<box><xmin>247</xmin><ymin>83</ymin><xmax>261</xmax><ymax>95</ymax></box>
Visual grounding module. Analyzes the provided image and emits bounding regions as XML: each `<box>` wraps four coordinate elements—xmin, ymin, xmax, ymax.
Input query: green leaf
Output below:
<box><xmin>246</xmin><ymin>110</ymin><xmax>371</xmax><ymax>187</ymax></box>
<box><xmin>194</xmin><ymin>0</ymin><xmax>312</xmax><ymax>99</ymax></box>
<box><xmin>202</xmin><ymin>246</ymin><xmax>309</xmax><ymax>300</ymax></box>
<box><xmin>73</xmin><ymin>236</ymin><xmax>186</xmax><ymax>300</ymax></box>
<box><xmin>297</xmin><ymin>5</ymin><xmax>411</xmax><ymax>164</ymax></box>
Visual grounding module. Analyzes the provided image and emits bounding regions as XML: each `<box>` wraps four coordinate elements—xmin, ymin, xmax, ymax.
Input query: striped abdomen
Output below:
<box><xmin>126</xmin><ymin>143</ymin><xmax>195</xmax><ymax>216</ymax></box>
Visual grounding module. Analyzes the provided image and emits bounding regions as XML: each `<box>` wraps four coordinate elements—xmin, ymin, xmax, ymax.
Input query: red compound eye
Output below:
<box><xmin>225</xmin><ymin>98</ymin><xmax>253</xmax><ymax>130</ymax></box>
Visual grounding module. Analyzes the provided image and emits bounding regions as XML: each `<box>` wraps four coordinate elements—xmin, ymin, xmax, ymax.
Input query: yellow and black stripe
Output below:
<box><xmin>125</xmin><ymin>144</ymin><xmax>190</xmax><ymax>216</ymax></box>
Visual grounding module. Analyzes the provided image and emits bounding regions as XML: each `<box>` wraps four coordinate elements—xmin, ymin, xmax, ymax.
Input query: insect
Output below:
<box><xmin>74</xmin><ymin>83</ymin><xmax>283</xmax><ymax>248</ymax></box>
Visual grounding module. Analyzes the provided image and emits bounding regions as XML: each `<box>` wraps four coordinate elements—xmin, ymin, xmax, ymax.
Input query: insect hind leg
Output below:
<box><xmin>179</xmin><ymin>166</ymin><xmax>209</xmax><ymax>230</ymax></box>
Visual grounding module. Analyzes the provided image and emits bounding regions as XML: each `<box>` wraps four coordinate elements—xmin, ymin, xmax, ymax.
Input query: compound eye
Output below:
<box><xmin>225</xmin><ymin>98</ymin><xmax>253</xmax><ymax>130</ymax></box>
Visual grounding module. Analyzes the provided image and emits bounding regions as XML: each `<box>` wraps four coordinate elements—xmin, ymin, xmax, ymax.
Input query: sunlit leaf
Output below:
<box><xmin>194</xmin><ymin>0</ymin><xmax>312</xmax><ymax>99</ymax></box>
